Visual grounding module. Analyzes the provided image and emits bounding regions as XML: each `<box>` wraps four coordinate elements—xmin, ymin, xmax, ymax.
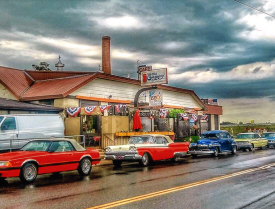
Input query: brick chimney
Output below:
<box><xmin>102</xmin><ymin>36</ymin><xmax>111</xmax><ymax>74</ymax></box>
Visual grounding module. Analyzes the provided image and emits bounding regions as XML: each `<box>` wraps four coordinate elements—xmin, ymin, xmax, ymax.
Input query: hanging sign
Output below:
<box><xmin>149</xmin><ymin>89</ymin><xmax>162</xmax><ymax>106</ymax></box>
<box><xmin>141</xmin><ymin>68</ymin><xmax>168</xmax><ymax>86</ymax></box>
<box><xmin>137</xmin><ymin>65</ymin><xmax>152</xmax><ymax>74</ymax></box>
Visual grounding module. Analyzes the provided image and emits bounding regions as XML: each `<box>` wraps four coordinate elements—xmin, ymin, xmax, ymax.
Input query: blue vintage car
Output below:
<box><xmin>261</xmin><ymin>132</ymin><xmax>275</xmax><ymax>148</ymax></box>
<box><xmin>189</xmin><ymin>130</ymin><xmax>237</xmax><ymax>157</ymax></box>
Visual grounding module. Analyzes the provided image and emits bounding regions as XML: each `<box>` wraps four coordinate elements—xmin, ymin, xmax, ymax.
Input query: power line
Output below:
<box><xmin>233</xmin><ymin>0</ymin><xmax>275</xmax><ymax>18</ymax></box>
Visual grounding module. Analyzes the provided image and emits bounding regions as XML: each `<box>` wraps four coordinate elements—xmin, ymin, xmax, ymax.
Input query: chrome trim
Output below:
<box><xmin>21</xmin><ymin>159</ymin><xmax>39</xmax><ymax>167</ymax></box>
<box><xmin>80</xmin><ymin>154</ymin><xmax>92</xmax><ymax>161</ymax></box>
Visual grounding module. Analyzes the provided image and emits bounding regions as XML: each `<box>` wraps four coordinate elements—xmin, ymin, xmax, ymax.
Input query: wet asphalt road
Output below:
<box><xmin>1</xmin><ymin>149</ymin><xmax>275</xmax><ymax>209</ymax></box>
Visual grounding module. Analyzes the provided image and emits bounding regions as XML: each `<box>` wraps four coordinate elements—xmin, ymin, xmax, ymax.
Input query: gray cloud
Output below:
<box><xmin>0</xmin><ymin>0</ymin><xmax>275</xmax><ymax>121</ymax></box>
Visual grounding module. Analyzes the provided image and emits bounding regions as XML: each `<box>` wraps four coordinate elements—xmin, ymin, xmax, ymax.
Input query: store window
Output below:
<box><xmin>82</xmin><ymin>115</ymin><xmax>99</xmax><ymax>135</ymax></box>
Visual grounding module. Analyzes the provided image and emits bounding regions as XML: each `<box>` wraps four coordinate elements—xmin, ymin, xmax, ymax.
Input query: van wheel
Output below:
<box><xmin>78</xmin><ymin>158</ymin><xmax>92</xmax><ymax>176</ymax></box>
<box><xmin>20</xmin><ymin>163</ymin><xmax>37</xmax><ymax>183</ymax></box>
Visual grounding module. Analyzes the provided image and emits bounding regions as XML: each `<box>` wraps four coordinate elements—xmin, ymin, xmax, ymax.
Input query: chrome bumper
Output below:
<box><xmin>189</xmin><ymin>150</ymin><xmax>215</xmax><ymax>155</ymax></box>
<box><xmin>104</xmin><ymin>153</ymin><xmax>142</xmax><ymax>161</ymax></box>
<box><xmin>174</xmin><ymin>152</ymin><xmax>188</xmax><ymax>157</ymax></box>
<box><xmin>237</xmin><ymin>144</ymin><xmax>252</xmax><ymax>149</ymax></box>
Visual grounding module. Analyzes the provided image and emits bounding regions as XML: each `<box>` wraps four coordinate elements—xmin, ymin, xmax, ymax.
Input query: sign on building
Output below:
<box><xmin>149</xmin><ymin>90</ymin><xmax>162</xmax><ymax>106</ymax></box>
<box><xmin>141</xmin><ymin>68</ymin><xmax>168</xmax><ymax>86</ymax></box>
<box><xmin>137</xmin><ymin>65</ymin><xmax>152</xmax><ymax>74</ymax></box>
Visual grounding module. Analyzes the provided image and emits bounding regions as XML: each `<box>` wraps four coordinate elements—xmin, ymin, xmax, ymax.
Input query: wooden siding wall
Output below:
<box><xmin>71</xmin><ymin>79</ymin><xmax>140</xmax><ymax>101</ymax></box>
<box><xmin>0</xmin><ymin>83</ymin><xmax>17</xmax><ymax>100</ymax></box>
<box><xmin>71</xmin><ymin>78</ymin><xmax>203</xmax><ymax>109</ymax></box>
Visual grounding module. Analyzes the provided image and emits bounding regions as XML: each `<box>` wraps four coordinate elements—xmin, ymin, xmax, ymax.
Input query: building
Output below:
<box><xmin>0</xmin><ymin>37</ymin><xmax>223</xmax><ymax>148</ymax></box>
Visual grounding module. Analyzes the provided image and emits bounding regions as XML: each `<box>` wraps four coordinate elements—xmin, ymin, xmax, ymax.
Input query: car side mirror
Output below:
<box><xmin>1</xmin><ymin>125</ymin><xmax>8</xmax><ymax>131</ymax></box>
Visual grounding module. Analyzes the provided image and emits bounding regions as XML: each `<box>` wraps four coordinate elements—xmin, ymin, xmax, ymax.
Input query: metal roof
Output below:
<box><xmin>0</xmin><ymin>66</ymin><xmax>34</xmax><ymax>99</ymax></box>
<box><xmin>21</xmin><ymin>74</ymin><xmax>97</xmax><ymax>101</ymax></box>
<box><xmin>0</xmin><ymin>97</ymin><xmax>63</xmax><ymax>112</ymax></box>
<box><xmin>25</xmin><ymin>70</ymin><xmax>94</xmax><ymax>81</ymax></box>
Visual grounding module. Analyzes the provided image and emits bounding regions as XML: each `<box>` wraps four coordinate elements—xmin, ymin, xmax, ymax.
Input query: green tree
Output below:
<box><xmin>32</xmin><ymin>62</ymin><xmax>51</xmax><ymax>71</ymax></box>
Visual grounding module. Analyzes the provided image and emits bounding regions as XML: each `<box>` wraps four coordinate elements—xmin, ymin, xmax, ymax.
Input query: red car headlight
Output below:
<box><xmin>0</xmin><ymin>161</ymin><xmax>12</xmax><ymax>166</ymax></box>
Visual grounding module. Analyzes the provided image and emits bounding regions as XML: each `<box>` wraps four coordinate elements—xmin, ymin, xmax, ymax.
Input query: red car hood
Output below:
<box><xmin>0</xmin><ymin>151</ymin><xmax>46</xmax><ymax>161</ymax></box>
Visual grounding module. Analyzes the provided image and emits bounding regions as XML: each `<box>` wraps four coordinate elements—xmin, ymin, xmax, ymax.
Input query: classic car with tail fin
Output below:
<box><xmin>104</xmin><ymin>134</ymin><xmax>189</xmax><ymax>167</ymax></box>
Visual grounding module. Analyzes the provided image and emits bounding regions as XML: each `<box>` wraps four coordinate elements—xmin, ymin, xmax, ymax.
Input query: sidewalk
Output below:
<box><xmin>86</xmin><ymin>146</ymin><xmax>113</xmax><ymax>166</ymax></box>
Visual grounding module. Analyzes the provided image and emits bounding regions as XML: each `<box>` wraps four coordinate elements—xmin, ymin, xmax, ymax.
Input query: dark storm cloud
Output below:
<box><xmin>0</xmin><ymin>0</ymin><xmax>274</xmax><ymax>102</ymax></box>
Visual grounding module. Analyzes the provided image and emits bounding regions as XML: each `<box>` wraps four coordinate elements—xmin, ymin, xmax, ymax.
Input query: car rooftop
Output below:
<box><xmin>202</xmin><ymin>130</ymin><xmax>228</xmax><ymax>134</ymax></box>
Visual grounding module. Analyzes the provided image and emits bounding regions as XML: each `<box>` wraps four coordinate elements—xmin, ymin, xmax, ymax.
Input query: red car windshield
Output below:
<box><xmin>21</xmin><ymin>141</ymin><xmax>51</xmax><ymax>151</ymax></box>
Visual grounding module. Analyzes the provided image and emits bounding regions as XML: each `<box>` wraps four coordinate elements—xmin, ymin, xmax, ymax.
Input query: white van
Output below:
<box><xmin>0</xmin><ymin>114</ymin><xmax>65</xmax><ymax>150</ymax></box>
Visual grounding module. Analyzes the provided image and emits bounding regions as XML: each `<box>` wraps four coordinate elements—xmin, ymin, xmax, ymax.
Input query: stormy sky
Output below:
<box><xmin>0</xmin><ymin>0</ymin><xmax>275</xmax><ymax>123</ymax></box>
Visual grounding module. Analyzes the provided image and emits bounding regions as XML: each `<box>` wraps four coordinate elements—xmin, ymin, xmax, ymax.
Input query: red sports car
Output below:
<box><xmin>0</xmin><ymin>138</ymin><xmax>101</xmax><ymax>183</ymax></box>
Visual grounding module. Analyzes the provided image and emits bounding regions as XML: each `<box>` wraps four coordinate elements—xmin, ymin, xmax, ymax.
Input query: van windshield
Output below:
<box><xmin>0</xmin><ymin>116</ymin><xmax>3</xmax><ymax>124</ymax></box>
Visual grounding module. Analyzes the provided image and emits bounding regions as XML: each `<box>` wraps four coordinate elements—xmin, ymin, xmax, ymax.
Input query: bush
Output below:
<box><xmin>175</xmin><ymin>135</ymin><xmax>200</xmax><ymax>143</ymax></box>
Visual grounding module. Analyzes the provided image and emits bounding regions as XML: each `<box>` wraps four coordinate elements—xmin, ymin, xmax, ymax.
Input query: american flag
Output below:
<box><xmin>84</xmin><ymin>106</ymin><xmax>97</xmax><ymax>115</ymax></box>
<box><xmin>192</xmin><ymin>114</ymin><xmax>198</xmax><ymax>122</ymax></box>
<box><xmin>201</xmin><ymin>114</ymin><xmax>208</xmax><ymax>121</ymax></box>
<box><xmin>99</xmin><ymin>105</ymin><xmax>112</xmax><ymax>113</ymax></box>
<box><xmin>179</xmin><ymin>113</ymin><xmax>189</xmax><ymax>121</ymax></box>
<box><xmin>67</xmin><ymin>107</ymin><xmax>81</xmax><ymax>117</ymax></box>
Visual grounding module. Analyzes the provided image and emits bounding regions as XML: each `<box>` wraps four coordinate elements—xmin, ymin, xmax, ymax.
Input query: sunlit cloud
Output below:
<box><xmin>170</xmin><ymin>68</ymin><xmax>219</xmax><ymax>83</ymax></box>
<box><xmin>40</xmin><ymin>37</ymin><xmax>101</xmax><ymax>57</ymax></box>
<box><xmin>92</xmin><ymin>16</ymin><xmax>145</xmax><ymax>29</ymax></box>
<box><xmin>159</xmin><ymin>41</ymin><xmax>189</xmax><ymax>51</ymax></box>
<box><xmin>0</xmin><ymin>40</ymin><xmax>56</xmax><ymax>60</ymax></box>
<box><xmin>77</xmin><ymin>57</ymin><xmax>100</xmax><ymax>67</ymax></box>
<box><xmin>236</xmin><ymin>1</ymin><xmax>275</xmax><ymax>41</ymax></box>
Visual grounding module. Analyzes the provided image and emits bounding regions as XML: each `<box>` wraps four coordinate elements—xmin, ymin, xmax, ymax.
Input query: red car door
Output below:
<box><xmin>153</xmin><ymin>136</ymin><xmax>171</xmax><ymax>160</ymax></box>
<box><xmin>39</xmin><ymin>141</ymin><xmax>76</xmax><ymax>174</ymax></box>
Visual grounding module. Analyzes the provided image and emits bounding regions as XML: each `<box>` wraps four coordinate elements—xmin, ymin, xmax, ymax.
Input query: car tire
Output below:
<box><xmin>78</xmin><ymin>158</ymin><xmax>92</xmax><ymax>176</ymax></box>
<box><xmin>140</xmin><ymin>153</ymin><xmax>151</xmax><ymax>166</ymax></box>
<box><xmin>0</xmin><ymin>177</ymin><xmax>6</xmax><ymax>181</ymax></box>
<box><xmin>212</xmin><ymin>148</ymin><xmax>219</xmax><ymax>157</ymax></box>
<box><xmin>171</xmin><ymin>156</ymin><xmax>180</xmax><ymax>162</ymax></box>
<box><xmin>113</xmin><ymin>160</ymin><xmax>122</xmax><ymax>167</ymax></box>
<box><xmin>249</xmin><ymin>144</ymin><xmax>254</xmax><ymax>151</ymax></box>
<box><xmin>19</xmin><ymin>163</ymin><xmax>38</xmax><ymax>183</ymax></box>
<box><xmin>231</xmin><ymin>146</ymin><xmax>237</xmax><ymax>155</ymax></box>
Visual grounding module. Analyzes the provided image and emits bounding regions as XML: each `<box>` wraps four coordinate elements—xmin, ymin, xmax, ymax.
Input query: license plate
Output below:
<box><xmin>117</xmin><ymin>156</ymin><xmax>123</xmax><ymax>159</ymax></box>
